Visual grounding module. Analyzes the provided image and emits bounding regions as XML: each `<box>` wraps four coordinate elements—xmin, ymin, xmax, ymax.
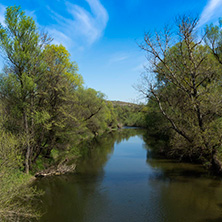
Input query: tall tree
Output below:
<box><xmin>139</xmin><ymin>16</ymin><xmax>222</xmax><ymax>173</ymax></box>
<box><xmin>35</xmin><ymin>44</ymin><xmax>83</xmax><ymax>159</ymax></box>
<box><xmin>0</xmin><ymin>6</ymin><xmax>119</xmax><ymax>175</ymax></box>
<box><xmin>0</xmin><ymin>6</ymin><xmax>50</xmax><ymax>173</ymax></box>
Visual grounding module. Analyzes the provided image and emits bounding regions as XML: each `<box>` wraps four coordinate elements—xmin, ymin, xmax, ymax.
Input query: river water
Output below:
<box><xmin>36</xmin><ymin>128</ymin><xmax>222</xmax><ymax>222</ymax></box>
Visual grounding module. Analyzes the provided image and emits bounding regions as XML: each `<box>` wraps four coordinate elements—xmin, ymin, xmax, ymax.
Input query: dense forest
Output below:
<box><xmin>1</xmin><ymin>5</ymin><xmax>222</xmax><ymax>222</ymax></box>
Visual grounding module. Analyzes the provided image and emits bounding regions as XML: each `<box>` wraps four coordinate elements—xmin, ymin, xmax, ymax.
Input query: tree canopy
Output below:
<box><xmin>139</xmin><ymin>16</ymin><xmax>222</xmax><ymax>173</ymax></box>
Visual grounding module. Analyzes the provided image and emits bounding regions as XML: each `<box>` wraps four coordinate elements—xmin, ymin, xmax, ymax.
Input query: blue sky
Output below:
<box><xmin>0</xmin><ymin>0</ymin><xmax>222</xmax><ymax>102</ymax></box>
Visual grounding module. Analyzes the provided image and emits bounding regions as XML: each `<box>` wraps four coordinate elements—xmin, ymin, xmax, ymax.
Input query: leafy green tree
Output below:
<box><xmin>0</xmin><ymin>6</ymin><xmax>50</xmax><ymax>173</ymax></box>
<box><xmin>76</xmin><ymin>88</ymin><xmax>111</xmax><ymax>136</ymax></box>
<box><xmin>104</xmin><ymin>101</ymin><xmax>118</xmax><ymax>129</ymax></box>
<box><xmin>33</xmin><ymin>44</ymin><xmax>83</xmax><ymax>161</ymax></box>
<box><xmin>0</xmin><ymin>6</ymin><xmax>119</xmax><ymax>176</ymax></box>
<box><xmin>139</xmin><ymin>16</ymin><xmax>222</xmax><ymax>173</ymax></box>
<box><xmin>205</xmin><ymin>18</ymin><xmax>222</xmax><ymax>65</ymax></box>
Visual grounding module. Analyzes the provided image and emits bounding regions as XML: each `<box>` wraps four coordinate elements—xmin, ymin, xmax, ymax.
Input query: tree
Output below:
<box><xmin>76</xmin><ymin>88</ymin><xmax>110</xmax><ymax>136</ymax></box>
<box><xmin>139</xmin><ymin>16</ymin><xmax>222</xmax><ymax>173</ymax></box>
<box><xmin>34</xmin><ymin>44</ymin><xmax>83</xmax><ymax>159</ymax></box>
<box><xmin>0</xmin><ymin>6</ymin><xmax>119</xmax><ymax>176</ymax></box>
<box><xmin>205</xmin><ymin>19</ymin><xmax>222</xmax><ymax>65</ymax></box>
<box><xmin>0</xmin><ymin>6</ymin><xmax>51</xmax><ymax>173</ymax></box>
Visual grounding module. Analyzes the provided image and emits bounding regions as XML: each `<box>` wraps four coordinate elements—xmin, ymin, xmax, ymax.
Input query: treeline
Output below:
<box><xmin>0</xmin><ymin>6</ymin><xmax>118</xmax><ymax>221</ymax></box>
<box><xmin>112</xmin><ymin>101</ymin><xmax>147</xmax><ymax>127</ymax></box>
<box><xmin>139</xmin><ymin>16</ymin><xmax>222</xmax><ymax>174</ymax></box>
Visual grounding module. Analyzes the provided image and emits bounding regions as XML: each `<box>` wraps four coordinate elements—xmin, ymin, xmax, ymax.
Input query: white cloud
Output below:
<box><xmin>47</xmin><ymin>0</ymin><xmax>108</xmax><ymax>49</ymax></box>
<box><xmin>199</xmin><ymin>0</ymin><xmax>222</xmax><ymax>27</ymax></box>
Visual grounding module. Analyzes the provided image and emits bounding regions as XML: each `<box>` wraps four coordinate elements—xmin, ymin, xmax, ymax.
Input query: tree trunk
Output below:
<box><xmin>24</xmin><ymin>112</ymin><xmax>30</xmax><ymax>174</ymax></box>
<box><xmin>25</xmin><ymin>142</ymin><xmax>31</xmax><ymax>174</ymax></box>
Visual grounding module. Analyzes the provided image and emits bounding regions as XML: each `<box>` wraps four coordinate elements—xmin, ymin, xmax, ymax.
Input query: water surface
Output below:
<box><xmin>37</xmin><ymin>129</ymin><xmax>222</xmax><ymax>222</ymax></box>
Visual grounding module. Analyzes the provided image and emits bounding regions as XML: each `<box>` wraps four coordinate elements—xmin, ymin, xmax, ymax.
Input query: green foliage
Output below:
<box><xmin>0</xmin><ymin>5</ymin><xmax>119</xmax><ymax>174</ymax></box>
<box><xmin>0</xmin><ymin>130</ymin><xmax>42</xmax><ymax>221</ymax></box>
<box><xmin>145</xmin><ymin>98</ymin><xmax>170</xmax><ymax>136</ymax></box>
<box><xmin>139</xmin><ymin>16</ymin><xmax>222</xmax><ymax>172</ymax></box>
<box><xmin>0</xmin><ymin>5</ymin><xmax>120</xmax><ymax>219</ymax></box>
<box><xmin>114</xmin><ymin>103</ymin><xmax>147</xmax><ymax>127</ymax></box>
<box><xmin>0</xmin><ymin>5</ymin><xmax>50</xmax><ymax>173</ymax></box>
<box><xmin>75</xmin><ymin>88</ymin><xmax>118</xmax><ymax>137</ymax></box>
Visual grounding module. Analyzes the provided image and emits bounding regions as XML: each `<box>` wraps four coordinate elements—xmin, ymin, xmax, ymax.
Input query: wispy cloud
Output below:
<box><xmin>199</xmin><ymin>0</ymin><xmax>222</xmax><ymax>27</ymax></box>
<box><xmin>47</xmin><ymin>0</ymin><xmax>108</xmax><ymax>50</ymax></box>
<box><xmin>46</xmin><ymin>28</ymin><xmax>73</xmax><ymax>50</ymax></box>
<box><xmin>108</xmin><ymin>54</ymin><xmax>129</xmax><ymax>65</ymax></box>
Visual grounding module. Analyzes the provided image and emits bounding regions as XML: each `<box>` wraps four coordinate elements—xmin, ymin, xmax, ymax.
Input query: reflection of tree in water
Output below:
<box><xmin>77</xmin><ymin>128</ymin><xmax>144</xmax><ymax>173</ymax></box>
<box><xmin>114</xmin><ymin>128</ymin><xmax>144</xmax><ymax>144</ymax></box>
<box><xmin>142</xmin><ymin>131</ymin><xmax>169</xmax><ymax>159</ymax></box>
<box><xmin>36</xmin><ymin>128</ymin><xmax>144</xmax><ymax>222</ymax></box>
<box><xmin>143</xmin><ymin>130</ymin><xmax>210</xmax><ymax>180</ymax></box>
<box><xmin>145</xmin><ymin>135</ymin><xmax>222</xmax><ymax>222</ymax></box>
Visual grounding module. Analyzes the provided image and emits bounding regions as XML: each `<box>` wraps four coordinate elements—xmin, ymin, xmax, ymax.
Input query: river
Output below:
<box><xmin>36</xmin><ymin>128</ymin><xmax>222</xmax><ymax>222</ymax></box>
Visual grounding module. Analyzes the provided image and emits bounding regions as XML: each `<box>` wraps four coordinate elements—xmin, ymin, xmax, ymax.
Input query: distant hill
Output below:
<box><xmin>109</xmin><ymin>100</ymin><xmax>139</xmax><ymax>107</ymax></box>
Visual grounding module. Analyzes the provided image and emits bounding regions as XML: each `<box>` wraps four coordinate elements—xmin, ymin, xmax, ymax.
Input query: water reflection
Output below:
<box><xmin>36</xmin><ymin>129</ymin><xmax>222</xmax><ymax>222</ymax></box>
<box><xmin>36</xmin><ymin>129</ymin><xmax>144</xmax><ymax>222</ymax></box>
<box><xmin>146</xmin><ymin>144</ymin><xmax>222</xmax><ymax>222</ymax></box>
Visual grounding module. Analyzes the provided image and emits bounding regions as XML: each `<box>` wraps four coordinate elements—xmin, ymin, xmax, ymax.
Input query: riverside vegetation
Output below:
<box><xmin>139</xmin><ymin>16</ymin><xmax>222</xmax><ymax>174</ymax></box>
<box><xmin>1</xmin><ymin>5</ymin><xmax>222</xmax><ymax>222</ymax></box>
<box><xmin>0</xmin><ymin>6</ymin><xmax>143</xmax><ymax>221</ymax></box>
<box><xmin>0</xmin><ymin>6</ymin><xmax>120</xmax><ymax>221</ymax></box>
